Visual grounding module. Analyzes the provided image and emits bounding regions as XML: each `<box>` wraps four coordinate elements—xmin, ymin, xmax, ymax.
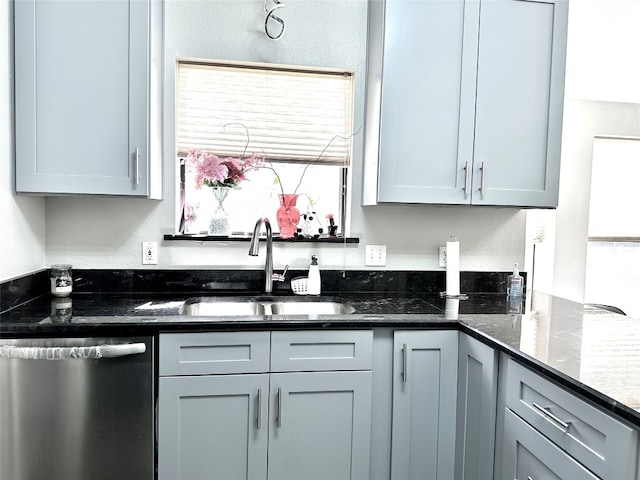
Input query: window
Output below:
<box><xmin>176</xmin><ymin>59</ymin><xmax>355</xmax><ymax>237</ymax></box>
<box><xmin>585</xmin><ymin>136</ymin><xmax>640</xmax><ymax>317</ymax></box>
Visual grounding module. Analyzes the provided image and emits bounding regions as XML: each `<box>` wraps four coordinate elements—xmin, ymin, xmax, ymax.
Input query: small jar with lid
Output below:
<box><xmin>50</xmin><ymin>265</ymin><xmax>73</xmax><ymax>297</ymax></box>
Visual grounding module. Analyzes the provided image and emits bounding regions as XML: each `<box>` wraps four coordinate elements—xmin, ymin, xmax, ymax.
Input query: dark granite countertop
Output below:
<box><xmin>1</xmin><ymin>269</ymin><xmax>638</xmax><ymax>429</ymax></box>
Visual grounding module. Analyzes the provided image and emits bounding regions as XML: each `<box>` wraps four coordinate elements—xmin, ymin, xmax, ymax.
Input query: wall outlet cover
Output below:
<box><xmin>142</xmin><ymin>241</ymin><xmax>158</xmax><ymax>265</ymax></box>
<box><xmin>439</xmin><ymin>246</ymin><xmax>447</xmax><ymax>268</ymax></box>
<box><xmin>365</xmin><ymin>244</ymin><xmax>387</xmax><ymax>266</ymax></box>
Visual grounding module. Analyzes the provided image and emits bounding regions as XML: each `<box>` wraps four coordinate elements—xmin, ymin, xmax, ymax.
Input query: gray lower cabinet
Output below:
<box><xmin>158</xmin><ymin>330</ymin><xmax>373</xmax><ymax>480</ymax></box>
<box><xmin>501</xmin><ymin>408</ymin><xmax>599</xmax><ymax>480</ymax></box>
<box><xmin>14</xmin><ymin>0</ymin><xmax>161</xmax><ymax>197</ymax></box>
<box><xmin>496</xmin><ymin>355</ymin><xmax>639</xmax><ymax>479</ymax></box>
<box><xmin>366</xmin><ymin>0</ymin><xmax>568</xmax><ymax>207</ymax></box>
<box><xmin>267</xmin><ymin>371</ymin><xmax>373</xmax><ymax>480</ymax></box>
<box><xmin>158</xmin><ymin>373</ymin><xmax>270</xmax><ymax>480</ymax></box>
<box><xmin>455</xmin><ymin>334</ymin><xmax>498</xmax><ymax>480</ymax></box>
<box><xmin>391</xmin><ymin>330</ymin><xmax>458</xmax><ymax>479</ymax></box>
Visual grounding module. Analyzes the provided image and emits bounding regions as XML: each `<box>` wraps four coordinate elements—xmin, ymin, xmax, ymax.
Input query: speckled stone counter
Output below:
<box><xmin>1</xmin><ymin>269</ymin><xmax>639</xmax><ymax>428</ymax></box>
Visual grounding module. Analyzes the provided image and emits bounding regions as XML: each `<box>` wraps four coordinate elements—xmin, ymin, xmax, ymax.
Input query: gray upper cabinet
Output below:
<box><xmin>14</xmin><ymin>0</ymin><xmax>162</xmax><ymax>197</ymax></box>
<box><xmin>472</xmin><ymin>0</ymin><xmax>568</xmax><ymax>207</ymax></box>
<box><xmin>364</xmin><ymin>0</ymin><xmax>568</xmax><ymax>207</ymax></box>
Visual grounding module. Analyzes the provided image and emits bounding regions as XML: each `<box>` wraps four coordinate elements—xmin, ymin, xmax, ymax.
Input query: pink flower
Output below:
<box><xmin>187</xmin><ymin>150</ymin><xmax>263</xmax><ymax>189</ymax></box>
<box><xmin>326</xmin><ymin>213</ymin><xmax>335</xmax><ymax>227</ymax></box>
<box><xmin>184</xmin><ymin>203</ymin><xmax>197</xmax><ymax>222</ymax></box>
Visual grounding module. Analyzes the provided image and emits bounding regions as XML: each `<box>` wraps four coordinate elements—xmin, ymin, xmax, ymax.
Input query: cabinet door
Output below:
<box><xmin>504</xmin><ymin>357</ymin><xmax>638</xmax><ymax>479</ymax></box>
<box><xmin>500</xmin><ymin>408</ymin><xmax>599</xmax><ymax>480</ymax></box>
<box><xmin>377</xmin><ymin>0</ymin><xmax>479</xmax><ymax>204</ymax></box>
<box><xmin>158</xmin><ymin>374</ymin><xmax>269</xmax><ymax>480</ymax></box>
<box><xmin>267</xmin><ymin>371</ymin><xmax>372</xmax><ymax>480</ymax></box>
<box><xmin>14</xmin><ymin>0</ymin><xmax>149</xmax><ymax>196</ymax></box>
<box><xmin>471</xmin><ymin>0</ymin><xmax>568</xmax><ymax>207</ymax></box>
<box><xmin>455</xmin><ymin>334</ymin><xmax>498</xmax><ymax>480</ymax></box>
<box><xmin>391</xmin><ymin>330</ymin><xmax>458</xmax><ymax>480</ymax></box>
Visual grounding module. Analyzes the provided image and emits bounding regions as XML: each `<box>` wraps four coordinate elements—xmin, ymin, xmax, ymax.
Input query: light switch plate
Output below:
<box><xmin>365</xmin><ymin>245</ymin><xmax>387</xmax><ymax>266</ymax></box>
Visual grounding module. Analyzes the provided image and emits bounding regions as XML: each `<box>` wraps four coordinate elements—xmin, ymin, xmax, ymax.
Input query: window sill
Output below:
<box><xmin>164</xmin><ymin>234</ymin><xmax>359</xmax><ymax>244</ymax></box>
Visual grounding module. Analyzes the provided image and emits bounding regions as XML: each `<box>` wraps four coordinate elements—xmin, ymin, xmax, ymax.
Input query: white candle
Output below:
<box><xmin>446</xmin><ymin>237</ymin><xmax>460</xmax><ymax>296</ymax></box>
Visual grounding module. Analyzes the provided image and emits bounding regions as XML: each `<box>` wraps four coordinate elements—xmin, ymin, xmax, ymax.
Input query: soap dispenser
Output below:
<box><xmin>307</xmin><ymin>255</ymin><xmax>321</xmax><ymax>295</ymax></box>
<box><xmin>507</xmin><ymin>263</ymin><xmax>523</xmax><ymax>296</ymax></box>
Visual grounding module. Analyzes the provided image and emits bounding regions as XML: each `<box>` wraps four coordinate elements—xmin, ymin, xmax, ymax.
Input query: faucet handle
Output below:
<box><xmin>272</xmin><ymin>264</ymin><xmax>289</xmax><ymax>283</ymax></box>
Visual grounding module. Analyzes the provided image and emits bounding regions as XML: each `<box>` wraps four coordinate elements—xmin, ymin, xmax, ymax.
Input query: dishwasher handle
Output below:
<box><xmin>0</xmin><ymin>343</ymin><xmax>146</xmax><ymax>360</ymax></box>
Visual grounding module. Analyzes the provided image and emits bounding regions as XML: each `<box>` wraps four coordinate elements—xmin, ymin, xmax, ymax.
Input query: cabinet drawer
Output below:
<box><xmin>271</xmin><ymin>330</ymin><xmax>373</xmax><ymax>372</ymax></box>
<box><xmin>501</xmin><ymin>408</ymin><xmax>598</xmax><ymax>480</ymax></box>
<box><xmin>505</xmin><ymin>358</ymin><xmax>637</xmax><ymax>479</ymax></box>
<box><xmin>159</xmin><ymin>332</ymin><xmax>270</xmax><ymax>376</ymax></box>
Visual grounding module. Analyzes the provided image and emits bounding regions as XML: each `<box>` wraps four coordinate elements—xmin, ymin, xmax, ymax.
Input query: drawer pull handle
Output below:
<box><xmin>134</xmin><ymin>147</ymin><xmax>140</xmax><ymax>185</ymax></box>
<box><xmin>463</xmin><ymin>161</ymin><xmax>471</xmax><ymax>196</ymax></box>
<box><xmin>257</xmin><ymin>388</ymin><xmax>262</xmax><ymax>430</ymax></box>
<box><xmin>277</xmin><ymin>387</ymin><xmax>283</xmax><ymax>428</ymax></box>
<box><xmin>527</xmin><ymin>476</ymin><xmax>534</xmax><ymax>480</ymax></box>
<box><xmin>402</xmin><ymin>343</ymin><xmax>408</xmax><ymax>384</ymax></box>
<box><xmin>532</xmin><ymin>402</ymin><xmax>571</xmax><ymax>430</ymax></box>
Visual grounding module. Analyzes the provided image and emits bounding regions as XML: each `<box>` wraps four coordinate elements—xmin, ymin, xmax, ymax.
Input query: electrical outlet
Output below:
<box><xmin>365</xmin><ymin>245</ymin><xmax>387</xmax><ymax>266</ymax></box>
<box><xmin>142</xmin><ymin>241</ymin><xmax>158</xmax><ymax>265</ymax></box>
<box><xmin>439</xmin><ymin>246</ymin><xmax>447</xmax><ymax>267</ymax></box>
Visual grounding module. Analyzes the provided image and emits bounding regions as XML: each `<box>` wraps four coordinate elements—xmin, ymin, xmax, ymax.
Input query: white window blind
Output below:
<box><xmin>177</xmin><ymin>60</ymin><xmax>355</xmax><ymax>166</ymax></box>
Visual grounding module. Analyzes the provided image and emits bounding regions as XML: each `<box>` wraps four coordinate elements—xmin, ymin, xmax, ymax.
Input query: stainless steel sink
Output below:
<box><xmin>180</xmin><ymin>297</ymin><xmax>266</xmax><ymax>316</ymax></box>
<box><xmin>270</xmin><ymin>301</ymin><xmax>354</xmax><ymax>315</ymax></box>
<box><xmin>179</xmin><ymin>296</ymin><xmax>353</xmax><ymax>317</ymax></box>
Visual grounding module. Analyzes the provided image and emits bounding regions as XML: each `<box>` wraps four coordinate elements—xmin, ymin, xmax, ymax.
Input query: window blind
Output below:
<box><xmin>177</xmin><ymin>60</ymin><xmax>355</xmax><ymax>166</ymax></box>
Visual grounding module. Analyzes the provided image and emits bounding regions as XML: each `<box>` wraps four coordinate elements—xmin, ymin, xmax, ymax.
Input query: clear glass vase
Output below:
<box><xmin>209</xmin><ymin>187</ymin><xmax>231</xmax><ymax>236</ymax></box>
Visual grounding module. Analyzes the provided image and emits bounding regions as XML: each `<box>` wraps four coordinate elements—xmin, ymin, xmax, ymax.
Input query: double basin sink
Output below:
<box><xmin>180</xmin><ymin>295</ymin><xmax>354</xmax><ymax>317</ymax></box>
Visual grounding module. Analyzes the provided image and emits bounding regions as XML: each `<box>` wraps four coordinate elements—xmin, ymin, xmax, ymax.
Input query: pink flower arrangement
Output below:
<box><xmin>187</xmin><ymin>150</ymin><xmax>262</xmax><ymax>189</ymax></box>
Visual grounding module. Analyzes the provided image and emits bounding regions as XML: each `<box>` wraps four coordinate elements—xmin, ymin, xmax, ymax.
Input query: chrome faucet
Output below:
<box><xmin>249</xmin><ymin>218</ymin><xmax>288</xmax><ymax>293</ymax></box>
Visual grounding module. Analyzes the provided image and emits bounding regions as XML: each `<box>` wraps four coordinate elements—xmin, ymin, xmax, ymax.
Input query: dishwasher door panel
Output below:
<box><xmin>0</xmin><ymin>337</ymin><xmax>154</xmax><ymax>480</ymax></box>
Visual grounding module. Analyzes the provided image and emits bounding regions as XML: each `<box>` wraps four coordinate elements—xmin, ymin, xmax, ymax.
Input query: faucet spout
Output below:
<box><xmin>249</xmin><ymin>218</ymin><xmax>276</xmax><ymax>293</ymax></box>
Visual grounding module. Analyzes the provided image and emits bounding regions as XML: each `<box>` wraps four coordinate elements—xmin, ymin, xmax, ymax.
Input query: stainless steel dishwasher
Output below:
<box><xmin>0</xmin><ymin>336</ymin><xmax>154</xmax><ymax>480</ymax></box>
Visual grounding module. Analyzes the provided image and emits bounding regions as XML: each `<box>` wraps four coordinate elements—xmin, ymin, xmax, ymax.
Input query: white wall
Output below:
<box><xmin>10</xmin><ymin>0</ymin><xmax>526</xmax><ymax>276</ymax></box>
<box><xmin>0</xmin><ymin>1</ymin><xmax>45</xmax><ymax>282</ymax></box>
<box><xmin>564</xmin><ymin>0</ymin><xmax>640</xmax><ymax>104</ymax></box>
<box><xmin>530</xmin><ymin>0</ymin><xmax>640</xmax><ymax>302</ymax></box>
<box><xmin>551</xmin><ymin>100</ymin><xmax>640</xmax><ymax>302</ymax></box>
